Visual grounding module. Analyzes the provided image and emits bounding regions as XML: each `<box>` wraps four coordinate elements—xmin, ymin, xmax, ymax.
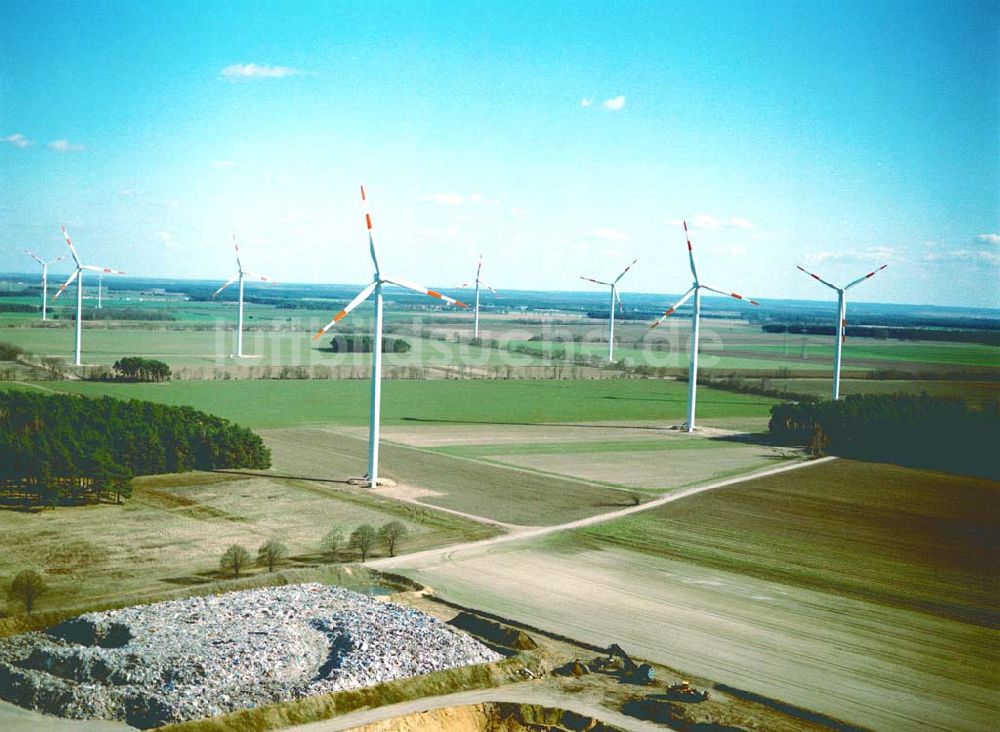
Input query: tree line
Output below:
<box><xmin>0</xmin><ymin>391</ymin><xmax>271</xmax><ymax>508</ymax></box>
<box><xmin>769</xmin><ymin>393</ymin><xmax>1000</xmax><ymax>479</ymax></box>
<box><xmin>328</xmin><ymin>335</ymin><xmax>411</xmax><ymax>353</ymax></box>
<box><xmin>111</xmin><ymin>357</ymin><xmax>171</xmax><ymax>382</ymax></box>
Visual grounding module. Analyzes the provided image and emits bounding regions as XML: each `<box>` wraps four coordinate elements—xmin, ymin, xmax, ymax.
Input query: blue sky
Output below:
<box><xmin>1</xmin><ymin>0</ymin><xmax>997</xmax><ymax>307</ymax></box>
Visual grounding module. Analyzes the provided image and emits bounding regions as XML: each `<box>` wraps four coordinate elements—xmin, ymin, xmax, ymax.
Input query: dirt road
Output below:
<box><xmin>286</xmin><ymin>682</ymin><xmax>670</xmax><ymax>732</ymax></box>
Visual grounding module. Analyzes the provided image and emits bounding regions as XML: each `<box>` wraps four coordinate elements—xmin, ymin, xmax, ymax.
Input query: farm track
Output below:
<box><xmin>370</xmin><ymin>457</ymin><xmax>836</xmax><ymax>564</ymax></box>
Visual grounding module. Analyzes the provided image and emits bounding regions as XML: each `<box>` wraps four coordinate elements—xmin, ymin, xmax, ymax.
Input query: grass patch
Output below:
<box><xmin>0</xmin><ymin>472</ymin><xmax>495</xmax><ymax>621</ymax></box>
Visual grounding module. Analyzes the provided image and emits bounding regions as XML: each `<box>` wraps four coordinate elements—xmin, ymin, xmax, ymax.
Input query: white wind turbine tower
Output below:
<box><xmin>52</xmin><ymin>226</ymin><xmax>125</xmax><ymax>366</ymax></box>
<box><xmin>580</xmin><ymin>258</ymin><xmax>638</xmax><ymax>362</ymax></box>
<box><xmin>313</xmin><ymin>186</ymin><xmax>467</xmax><ymax>487</ymax></box>
<box><xmin>461</xmin><ymin>254</ymin><xmax>496</xmax><ymax>340</ymax></box>
<box><xmin>25</xmin><ymin>249</ymin><xmax>66</xmax><ymax>321</ymax></box>
<box><xmin>652</xmin><ymin>221</ymin><xmax>759</xmax><ymax>432</ymax></box>
<box><xmin>212</xmin><ymin>235</ymin><xmax>276</xmax><ymax>358</ymax></box>
<box><xmin>796</xmin><ymin>263</ymin><xmax>888</xmax><ymax>400</ymax></box>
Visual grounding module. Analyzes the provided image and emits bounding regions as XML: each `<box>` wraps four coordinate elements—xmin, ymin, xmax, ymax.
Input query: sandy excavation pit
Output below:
<box><xmin>0</xmin><ymin>584</ymin><xmax>500</xmax><ymax>728</ymax></box>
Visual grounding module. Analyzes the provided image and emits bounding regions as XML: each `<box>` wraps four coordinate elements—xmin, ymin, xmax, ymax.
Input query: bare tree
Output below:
<box><xmin>220</xmin><ymin>544</ymin><xmax>251</xmax><ymax>578</ymax></box>
<box><xmin>322</xmin><ymin>527</ymin><xmax>345</xmax><ymax>561</ymax></box>
<box><xmin>378</xmin><ymin>521</ymin><xmax>409</xmax><ymax>558</ymax></box>
<box><xmin>349</xmin><ymin>525</ymin><xmax>377</xmax><ymax>562</ymax></box>
<box><xmin>9</xmin><ymin>569</ymin><xmax>47</xmax><ymax>615</ymax></box>
<box><xmin>257</xmin><ymin>539</ymin><xmax>288</xmax><ymax>573</ymax></box>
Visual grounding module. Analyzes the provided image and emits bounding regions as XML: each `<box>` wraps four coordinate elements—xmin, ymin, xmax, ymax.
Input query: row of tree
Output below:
<box><xmin>111</xmin><ymin>357</ymin><xmax>171</xmax><ymax>382</ymax></box>
<box><xmin>0</xmin><ymin>391</ymin><xmax>271</xmax><ymax>507</ymax></box>
<box><xmin>769</xmin><ymin>393</ymin><xmax>1000</xmax><ymax>478</ymax></box>
<box><xmin>328</xmin><ymin>335</ymin><xmax>412</xmax><ymax>354</ymax></box>
<box><xmin>218</xmin><ymin>522</ymin><xmax>412</xmax><ymax>579</ymax></box>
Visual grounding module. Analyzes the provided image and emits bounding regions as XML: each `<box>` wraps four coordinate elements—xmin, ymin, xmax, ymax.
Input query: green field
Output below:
<box><xmin>3</xmin><ymin>378</ymin><xmax>780</xmax><ymax>429</ymax></box>
<box><xmin>573</xmin><ymin>459</ymin><xmax>999</xmax><ymax>626</ymax></box>
<box><xmin>724</xmin><ymin>340</ymin><xmax>1000</xmax><ymax>368</ymax></box>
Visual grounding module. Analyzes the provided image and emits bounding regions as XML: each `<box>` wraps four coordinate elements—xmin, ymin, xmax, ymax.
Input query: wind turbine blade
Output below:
<box><xmin>683</xmin><ymin>221</ymin><xmax>699</xmax><ymax>282</ymax></box>
<box><xmin>61</xmin><ymin>226</ymin><xmax>82</xmax><ymax>266</ymax></box>
<box><xmin>53</xmin><ymin>269</ymin><xmax>79</xmax><ymax>299</ymax></box>
<box><xmin>361</xmin><ymin>185</ymin><xmax>381</xmax><ymax>274</ymax></box>
<box><xmin>81</xmin><ymin>265</ymin><xmax>125</xmax><ymax>275</ymax></box>
<box><xmin>477</xmin><ymin>253</ymin><xmax>484</xmax><ymax>278</ymax></box>
<box><xmin>615</xmin><ymin>288</ymin><xmax>624</xmax><ymax>313</ymax></box>
<box><xmin>650</xmin><ymin>286</ymin><xmax>697</xmax><ymax>329</ymax></box>
<box><xmin>25</xmin><ymin>250</ymin><xmax>44</xmax><ymax>265</ymax></box>
<box><xmin>243</xmin><ymin>271</ymin><xmax>276</xmax><ymax>283</ymax></box>
<box><xmin>844</xmin><ymin>264</ymin><xmax>888</xmax><ymax>290</ymax></box>
<box><xmin>233</xmin><ymin>234</ymin><xmax>243</xmax><ymax>271</ymax></box>
<box><xmin>212</xmin><ymin>274</ymin><xmax>240</xmax><ymax>298</ymax></box>
<box><xmin>482</xmin><ymin>283</ymin><xmax>497</xmax><ymax>295</ymax></box>
<box><xmin>795</xmin><ymin>264</ymin><xmax>839</xmax><ymax>291</ymax></box>
<box><xmin>614</xmin><ymin>258</ymin><xmax>638</xmax><ymax>283</ymax></box>
<box><xmin>702</xmin><ymin>285</ymin><xmax>760</xmax><ymax>306</ymax></box>
<box><xmin>579</xmin><ymin>276</ymin><xmax>612</xmax><ymax>286</ymax></box>
<box><xmin>311</xmin><ymin>281</ymin><xmax>378</xmax><ymax>340</ymax></box>
<box><xmin>383</xmin><ymin>276</ymin><xmax>468</xmax><ymax>307</ymax></box>
<box><xmin>49</xmin><ymin>255</ymin><xmax>67</xmax><ymax>266</ymax></box>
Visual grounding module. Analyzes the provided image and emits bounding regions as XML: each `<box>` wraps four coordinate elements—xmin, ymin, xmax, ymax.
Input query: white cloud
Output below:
<box><xmin>48</xmin><ymin>139</ymin><xmax>85</xmax><ymax>153</ymax></box>
<box><xmin>2</xmin><ymin>133</ymin><xmax>32</xmax><ymax>148</ymax></box>
<box><xmin>601</xmin><ymin>95</ymin><xmax>626</xmax><ymax>111</ymax></box>
<box><xmin>812</xmin><ymin>246</ymin><xmax>898</xmax><ymax>264</ymax></box>
<box><xmin>580</xmin><ymin>98</ymin><xmax>593</xmax><ymax>107</ymax></box>
<box><xmin>691</xmin><ymin>214</ymin><xmax>722</xmax><ymax>230</ymax></box>
<box><xmin>603</xmin><ymin>248</ymin><xmax>621</xmax><ymax>258</ymax></box>
<box><xmin>421</xmin><ymin>191</ymin><xmax>498</xmax><ymax>207</ymax></box>
<box><xmin>977</xmin><ymin>233</ymin><xmax>1000</xmax><ymax>245</ymax></box>
<box><xmin>593</xmin><ymin>227</ymin><xmax>630</xmax><ymax>242</ymax></box>
<box><xmin>729</xmin><ymin>245</ymin><xmax>747</xmax><ymax>256</ymax></box>
<box><xmin>154</xmin><ymin>231</ymin><xmax>174</xmax><ymax>250</ymax></box>
<box><xmin>415</xmin><ymin>225</ymin><xmax>460</xmax><ymax>241</ymax></box>
<box><xmin>925</xmin><ymin>249</ymin><xmax>999</xmax><ymax>264</ymax></box>
<box><xmin>212</xmin><ymin>160</ymin><xmax>236</xmax><ymax>168</ymax></box>
<box><xmin>728</xmin><ymin>217</ymin><xmax>754</xmax><ymax>229</ymax></box>
<box><xmin>220</xmin><ymin>63</ymin><xmax>300</xmax><ymax>80</ymax></box>
<box><xmin>509</xmin><ymin>206</ymin><xmax>528</xmax><ymax>218</ymax></box>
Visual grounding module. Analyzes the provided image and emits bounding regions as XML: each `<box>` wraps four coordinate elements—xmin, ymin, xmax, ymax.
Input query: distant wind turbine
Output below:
<box><xmin>580</xmin><ymin>258</ymin><xmax>638</xmax><ymax>362</ymax></box>
<box><xmin>460</xmin><ymin>254</ymin><xmax>496</xmax><ymax>340</ymax></box>
<box><xmin>313</xmin><ymin>186</ymin><xmax>467</xmax><ymax>487</ymax></box>
<box><xmin>52</xmin><ymin>226</ymin><xmax>125</xmax><ymax>366</ymax></box>
<box><xmin>651</xmin><ymin>221</ymin><xmax>759</xmax><ymax>432</ymax></box>
<box><xmin>25</xmin><ymin>249</ymin><xmax>66</xmax><ymax>321</ymax></box>
<box><xmin>212</xmin><ymin>235</ymin><xmax>275</xmax><ymax>358</ymax></box>
<box><xmin>796</xmin><ymin>263</ymin><xmax>888</xmax><ymax>400</ymax></box>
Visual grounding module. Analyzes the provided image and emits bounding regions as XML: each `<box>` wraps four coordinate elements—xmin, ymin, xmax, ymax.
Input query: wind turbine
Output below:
<box><xmin>580</xmin><ymin>258</ymin><xmax>638</xmax><ymax>362</ymax></box>
<box><xmin>52</xmin><ymin>226</ymin><xmax>125</xmax><ymax>366</ymax></box>
<box><xmin>212</xmin><ymin>235</ymin><xmax>275</xmax><ymax>358</ymax></box>
<box><xmin>461</xmin><ymin>254</ymin><xmax>496</xmax><ymax>340</ymax></box>
<box><xmin>796</xmin><ymin>263</ymin><xmax>887</xmax><ymax>400</ymax></box>
<box><xmin>24</xmin><ymin>249</ymin><xmax>66</xmax><ymax>321</ymax></box>
<box><xmin>651</xmin><ymin>221</ymin><xmax>759</xmax><ymax>432</ymax></box>
<box><xmin>312</xmin><ymin>186</ymin><xmax>467</xmax><ymax>487</ymax></box>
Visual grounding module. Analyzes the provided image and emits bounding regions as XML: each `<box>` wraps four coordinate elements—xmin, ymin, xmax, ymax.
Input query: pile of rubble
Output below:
<box><xmin>0</xmin><ymin>584</ymin><xmax>501</xmax><ymax>728</ymax></box>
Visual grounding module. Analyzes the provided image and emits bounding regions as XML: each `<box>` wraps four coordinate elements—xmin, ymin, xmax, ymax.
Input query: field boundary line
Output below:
<box><xmin>372</xmin><ymin>456</ymin><xmax>838</xmax><ymax>569</ymax></box>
